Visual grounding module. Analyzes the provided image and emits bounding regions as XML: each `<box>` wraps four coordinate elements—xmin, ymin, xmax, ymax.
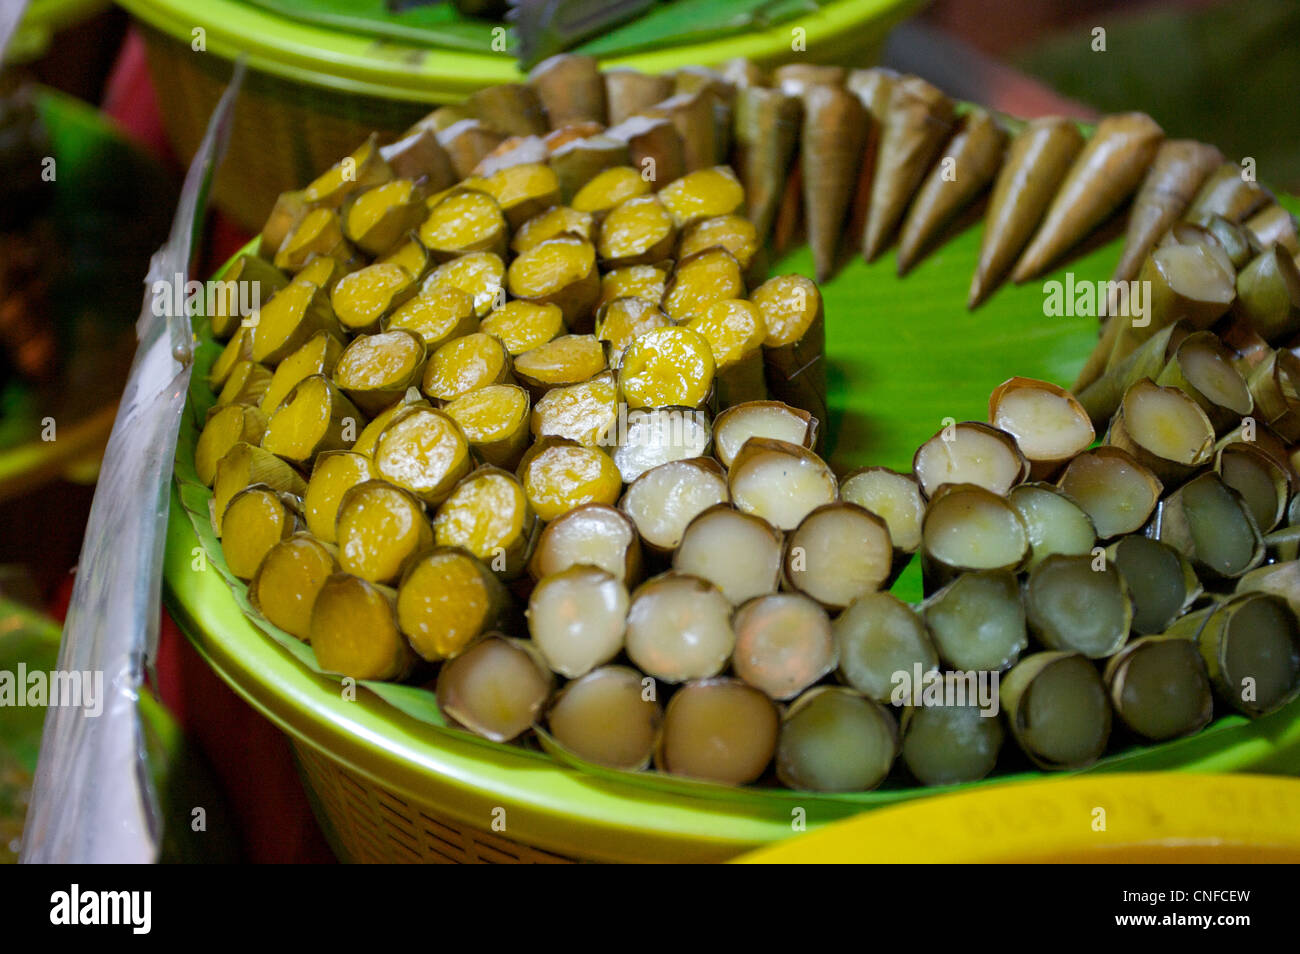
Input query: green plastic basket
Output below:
<box><xmin>117</xmin><ymin>0</ymin><xmax>924</xmax><ymax>230</ymax></box>
<box><xmin>164</xmin><ymin>186</ymin><xmax>1300</xmax><ymax>860</ymax></box>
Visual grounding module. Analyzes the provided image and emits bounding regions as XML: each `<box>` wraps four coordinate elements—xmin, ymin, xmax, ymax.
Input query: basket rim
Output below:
<box><xmin>117</xmin><ymin>0</ymin><xmax>927</xmax><ymax>103</ymax></box>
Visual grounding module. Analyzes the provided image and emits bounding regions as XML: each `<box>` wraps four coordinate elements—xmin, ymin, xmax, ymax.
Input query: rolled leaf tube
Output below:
<box><xmin>330</xmin><ymin>262</ymin><xmax>417</xmax><ymax>334</ymax></box>
<box><xmin>506</xmin><ymin>235</ymin><xmax>600</xmax><ymax>329</ymax></box>
<box><xmin>468</xmin><ymin>82</ymin><xmax>547</xmax><ymax>137</ymax></box>
<box><xmin>512</xmin><ymin>205</ymin><xmax>595</xmax><ymax>255</ymax></box>
<box><xmin>421</xmin><ymin>332</ymin><xmax>513</xmax><ymax>402</ymax></box>
<box><xmin>1113</xmin><ymin>139</ymin><xmax>1223</xmax><ymax>283</ymax></box>
<box><xmin>625</xmin><ymin>572</ymin><xmax>734</xmax><ymax>683</ymax></box>
<box><xmin>1184</xmin><ymin>161</ymin><xmax>1271</xmax><ymax>224</ymax></box>
<box><xmin>372</xmin><ymin>405</ymin><xmax>472</xmax><ymax>505</ymax></box>
<box><xmin>782</xmin><ymin>502</ymin><xmax>892</xmax><ymax>611</ymax></box>
<box><xmin>343</xmin><ymin>179</ymin><xmax>428</xmax><ymax>257</ymax></box>
<box><xmin>656</xmin><ymin>678</ymin><xmax>779</xmax><ymax>785</ymax></box>
<box><xmin>921</xmin><ymin>569</ymin><xmax>1027</xmax><ymax>671</ymax></box>
<box><xmin>422</xmin><ymin>250</ymin><xmax>506</xmax><ymax>319</ymax></box>
<box><xmin>603</xmin><ymin>68</ymin><xmax>673</xmax><ymax>126</ymax></box>
<box><xmin>969</xmin><ymin>116</ymin><xmax>1084</xmax><ymax>307</ymax></box>
<box><xmin>672</xmin><ymin>504</ymin><xmax>782</xmax><ymax>605</ymax></box>
<box><xmin>217</xmin><ymin>360</ymin><xmax>273</xmax><ymax>410</ymax></box>
<box><xmin>250</xmin><ymin>279</ymin><xmax>341</xmax><ymax>366</ymax></box>
<box><xmin>712</xmin><ymin>400</ymin><xmax>817</xmax><ymax>469</ymax></box>
<box><xmin>211</xmin><ymin>442</ymin><xmax>306</xmax><ymax>536</ymax></box>
<box><xmin>617</xmin><ymin>326</ymin><xmax>715</xmax><ymax>410</ymax></box>
<box><xmin>219</xmin><ymin>486</ymin><xmax>300</xmax><ymax>581</ymax></box>
<box><xmin>920</xmin><ymin>483</ymin><xmax>1029</xmax><ymax>592</ymax></box>
<box><xmin>1155</xmin><ymin>330</ymin><xmax>1253</xmax><ymax>436</ymax></box>
<box><xmin>1024</xmin><ymin>553</ymin><xmax>1132</xmax><ymax>658</ymax></box>
<box><xmin>1075</xmin><ymin>320</ymin><xmax>1188</xmax><ymax>425</ymax></box>
<box><xmin>531</xmin><ymin>370</ymin><xmax>619</xmax><ymax>447</ymax></box>
<box><xmin>528</xmin><ymin>502</ymin><xmax>642</xmax><ymax>584</ymax></box>
<box><xmin>619</xmin><ymin>457</ymin><xmax>729</xmax><ymax>554</ymax></box>
<box><xmin>777</xmin><ymin>687</ymin><xmax>897</xmax><ymax>792</ymax></box>
<box><xmin>839</xmin><ymin>466</ymin><xmax>925</xmax><ymax>580</ymax></box>
<box><xmin>900</xmin><ymin>675</ymin><xmax>1005</xmax><ymax>785</ymax></box>
<box><xmin>528</xmin><ymin>53</ymin><xmax>606</xmax><ymax>128</ymax></box>
<box><xmin>597</xmin><ymin>194</ymin><xmax>677</xmax><ymax>267</ymax></box>
<box><xmin>1012</xmin><ymin>112</ymin><xmax>1163</xmax><ymax>282</ymax></box>
<box><xmin>659</xmin><ymin>166</ymin><xmax>745</xmax><ymax>230</ymax></box>
<box><xmin>302</xmin><ymin>450</ymin><xmax>375</xmax><ymax>544</ymax></box>
<box><xmin>514</xmin><ymin>334</ymin><xmax>606</xmax><ymax>397</ymax></box>
<box><xmin>1105</xmin><ymin>378</ymin><xmax>1215</xmax><ymax>487</ymax></box>
<box><xmin>385</xmin><ymin>286</ymin><xmax>478</xmax><ymax>350</ymax></box>
<box><xmin>335</xmin><ymin>479</ymin><xmax>433</xmax><ymax>585</ymax></box>
<box><xmin>518</xmin><ymin>439</ymin><xmax>622</xmax><ymax>521</ymax></box>
<box><xmin>595</xmin><ymin>296</ymin><xmax>669</xmax><ymax>367</ymax></box>
<box><xmin>1233</xmin><ymin>245</ymin><xmax>1300</xmax><ymax>344</ymax></box>
<box><xmin>260</xmin><ymin>330</ymin><xmax>346</xmax><ymax>416</ymax></box>
<box><xmin>686</xmin><ymin>298</ymin><xmax>766</xmax><ymax>407</ymax></box>
<box><xmin>752</xmin><ymin>274</ymin><xmax>826</xmax><ymax>428</ymax></box>
<box><xmin>196</xmin><ymin>404</ymin><xmax>268</xmax><ymax>487</ymax></box>
<box><xmin>1000</xmin><ymin>651</ymin><xmax>1111</xmax><ymax>770</ymax></box>
<box><xmin>1197</xmin><ymin>593</ymin><xmax>1300</xmax><ymax>716</ymax></box>
<box><xmin>728</xmin><ymin>437</ymin><xmax>837</xmax><ymax>531</ymax></box>
<box><xmin>546</xmin><ymin>666</ymin><xmax>661</xmax><ymax>771</ymax></box>
<box><xmin>436</xmin><ymin>636</ymin><xmax>553</xmax><ymax>742</ymax></box>
<box><xmin>351</xmin><ymin>389</ymin><xmax>428</xmax><ymax>457</ymax></box>
<box><xmin>1245</xmin><ymin>348</ymin><xmax>1300</xmax><ymax>441</ymax></box>
<box><xmin>641</xmin><ymin>92</ymin><xmax>717</xmax><ymax>173</ymax></box>
<box><xmin>897</xmin><ymin>107</ymin><xmax>1006</xmax><ymax>276</ymax></box>
<box><xmin>1217</xmin><ymin>441</ymin><xmax>1290</xmax><ymax>534</ymax></box>
<box><xmin>527</xmin><ymin>565</ymin><xmax>629</xmax><ymax>678</ymax></box>
<box><xmin>548</xmin><ymin>133</ymin><xmax>630</xmax><ymax>203</ymax></box>
<box><xmin>611</xmin><ymin>406</ymin><xmax>713</xmax><ymax>483</ymax></box>
<box><xmin>433</xmin><ymin>466</ymin><xmax>538</xmax><ymax>578</ymax></box>
<box><xmin>418</xmin><ymin>189</ymin><xmax>507</xmax><ymax>260</ymax></box>
<box><xmin>1244</xmin><ymin>203</ymin><xmax>1299</xmax><ymax>254</ymax></box>
<box><xmin>261</xmin><ymin>374</ymin><xmax>361</xmax><ymax>468</ymax></box>
<box><xmin>209</xmin><ymin>254</ymin><xmax>289</xmax><ymax>339</ymax></box>
<box><xmin>249</xmin><ymin>532</ymin><xmax>339</xmax><ymax>641</ymax></box>
<box><xmin>661</xmin><ymin>246</ymin><xmax>746</xmax><ymax>323</ymax></box>
<box><xmin>1008</xmin><ymin>482</ymin><xmax>1097</xmax><ymax>570</ymax></box>
<box><xmin>332</xmin><ymin>330</ymin><xmax>427</xmax><ymax>416</ymax></box>
<box><xmin>310</xmin><ymin>573</ymin><xmax>414</xmax><ymax>681</ymax></box>
<box><xmin>480</xmin><ymin>300</ymin><xmax>565</xmax><ymax>359</ymax></box>
<box><xmin>834</xmin><ymin>591</ymin><xmax>938</xmax><ymax>704</ymax></box>
<box><xmin>1104</xmin><ymin>635</ymin><xmax>1213</xmax><ymax>741</ymax></box>
<box><xmin>1056</xmin><ymin>446</ymin><xmax>1162</xmax><ymax>539</ymax></box>
<box><xmin>988</xmin><ymin>377</ymin><xmax>1094</xmax><ymax>480</ymax></box>
<box><xmin>396</xmin><ymin>547</ymin><xmax>512</xmax><ymax>661</ymax></box>
<box><xmin>912</xmin><ymin>421</ymin><xmax>1028</xmax><ymax>498</ymax></box>
<box><xmin>732</xmin><ymin>593</ymin><xmax>836</xmax><ymax>701</ymax></box>
<box><xmin>601</xmin><ymin>120</ymin><xmax>684</xmax><ymax>193</ymax></box>
<box><xmin>1109</xmin><ymin>535</ymin><xmax>1201</xmax><ymax>636</ymax></box>
<box><xmin>1154</xmin><ymin>472</ymin><xmax>1264</xmax><ymax>584</ymax></box>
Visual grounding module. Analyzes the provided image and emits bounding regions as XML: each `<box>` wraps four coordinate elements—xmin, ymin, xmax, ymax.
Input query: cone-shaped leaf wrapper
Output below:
<box><xmin>733</xmin><ymin>86</ymin><xmax>800</xmax><ymax>248</ymax></box>
<box><xmin>1012</xmin><ymin>112</ymin><xmax>1164</xmax><ymax>282</ymax></box>
<box><xmin>1113</xmin><ymin>139</ymin><xmax>1223</xmax><ymax>283</ymax></box>
<box><xmin>969</xmin><ymin>117</ymin><xmax>1084</xmax><ymax>308</ymax></box>
<box><xmin>897</xmin><ymin>108</ymin><xmax>1006</xmax><ymax>275</ymax></box>
<box><xmin>862</xmin><ymin>75</ymin><xmax>955</xmax><ymax>262</ymax></box>
<box><xmin>801</xmin><ymin>85</ymin><xmax>867</xmax><ymax>281</ymax></box>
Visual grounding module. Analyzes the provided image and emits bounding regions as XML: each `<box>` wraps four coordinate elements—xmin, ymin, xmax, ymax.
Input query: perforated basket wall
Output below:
<box><xmin>136</xmin><ymin>25</ymin><xmax>433</xmax><ymax>232</ymax></box>
<box><xmin>292</xmin><ymin>742</ymin><xmax>577</xmax><ymax>864</ymax></box>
